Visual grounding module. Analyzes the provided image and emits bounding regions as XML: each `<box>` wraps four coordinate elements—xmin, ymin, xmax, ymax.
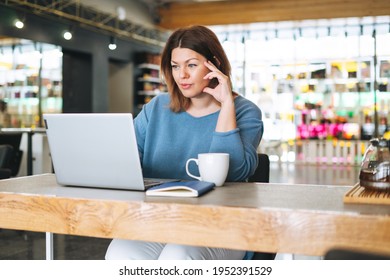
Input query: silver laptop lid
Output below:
<box><xmin>43</xmin><ymin>113</ymin><xmax>146</xmax><ymax>190</ymax></box>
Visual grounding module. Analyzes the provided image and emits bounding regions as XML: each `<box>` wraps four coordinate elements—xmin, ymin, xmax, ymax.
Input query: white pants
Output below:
<box><xmin>105</xmin><ymin>239</ymin><xmax>246</xmax><ymax>260</ymax></box>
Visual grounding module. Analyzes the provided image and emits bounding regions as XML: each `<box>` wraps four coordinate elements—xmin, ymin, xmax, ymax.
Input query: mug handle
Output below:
<box><xmin>185</xmin><ymin>158</ymin><xmax>201</xmax><ymax>181</ymax></box>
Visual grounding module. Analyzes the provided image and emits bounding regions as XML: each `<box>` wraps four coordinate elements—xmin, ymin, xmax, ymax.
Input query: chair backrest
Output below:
<box><xmin>248</xmin><ymin>153</ymin><xmax>270</xmax><ymax>183</ymax></box>
<box><xmin>0</xmin><ymin>133</ymin><xmax>23</xmax><ymax>176</ymax></box>
<box><xmin>0</xmin><ymin>144</ymin><xmax>14</xmax><ymax>168</ymax></box>
<box><xmin>0</xmin><ymin>133</ymin><xmax>22</xmax><ymax>151</ymax></box>
<box><xmin>0</xmin><ymin>144</ymin><xmax>14</xmax><ymax>179</ymax></box>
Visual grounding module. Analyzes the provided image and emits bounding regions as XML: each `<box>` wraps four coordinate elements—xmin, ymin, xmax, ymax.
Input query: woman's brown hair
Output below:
<box><xmin>160</xmin><ymin>25</ymin><xmax>232</xmax><ymax>112</ymax></box>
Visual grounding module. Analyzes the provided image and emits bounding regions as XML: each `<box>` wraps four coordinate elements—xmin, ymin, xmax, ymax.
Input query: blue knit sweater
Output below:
<box><xmin>134</xmin><ymin>94</ymin><xmax>263</xmax><ymax>182</ymax></box>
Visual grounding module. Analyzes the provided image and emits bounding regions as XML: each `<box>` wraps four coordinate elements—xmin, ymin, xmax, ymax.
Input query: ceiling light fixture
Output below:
<box><xmin>63</xmin><ymin>29</ymin><xmax>73</xmax><ymax>40</ymax></box>
<box><xmin>116</xmin><ymin>6</ymin><xmax>126</xmax><ymax>21</ymax></box>
<box><xmin>14</xmin><ymin>19</ymin><xmax>24</xmax><ymax>29</ymax></box>
<box><xmin>108</xmin><ymin>36</ymin><xmax>117</xmax><ymax>50</ymax></box>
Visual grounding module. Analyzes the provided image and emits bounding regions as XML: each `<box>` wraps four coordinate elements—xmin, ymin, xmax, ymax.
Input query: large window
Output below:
<box><xmin>211</xmin><ymin>16</ymin><xmax>390</xmax><ymax>144</ymax></box>
<box><xmin>0</xmin><ymin>39</ymin><xmax>62</xmax><ymax>128</ymax></box>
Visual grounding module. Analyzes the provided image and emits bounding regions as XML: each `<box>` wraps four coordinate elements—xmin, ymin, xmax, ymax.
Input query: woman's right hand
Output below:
<box><xmin>202</xmin><ymin>60</ymin><xmax>234</xmax><ymax>106</ymax></box>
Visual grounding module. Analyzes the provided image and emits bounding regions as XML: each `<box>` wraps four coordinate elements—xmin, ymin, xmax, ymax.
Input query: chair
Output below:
<box><xmin>248</xmin><ymin>153</ymin><xmax>270</xmax><ymax>183</ymax></box>
<box><xmin>246</xmin><ymin>153</ymin><xmax>276</xmax><ymax>260</ymax></box>
<box><xmin>0</xmin><ymin>144</ymin><xmax>20</xmax><ymax>236</ymax></box>
<box><xmin>0</xmin><ymin>133</ymin><xmax>23</xmax><ymax>177</ymax></box>
<box><xmin>325</xmin><ymin>248</ymin><xmax>390</xmax><ymax>260</ymax></box>
<box><xmin>0</xmin><ymin>144</ymin><xmax>14</xmax><ymax>179</ymax></box>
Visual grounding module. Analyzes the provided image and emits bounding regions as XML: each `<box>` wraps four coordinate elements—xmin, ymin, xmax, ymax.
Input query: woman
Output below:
<box><xmin>105</xmin><ymin>25</ymin><xmax>263</xmax><ymax>260</ymax></box>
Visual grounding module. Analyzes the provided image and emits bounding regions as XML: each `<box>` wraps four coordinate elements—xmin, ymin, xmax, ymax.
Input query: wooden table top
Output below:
<box><xmin>0</xmin><ymin>173</ymin><xmax>389</xmax><ymax>256</ymax></box>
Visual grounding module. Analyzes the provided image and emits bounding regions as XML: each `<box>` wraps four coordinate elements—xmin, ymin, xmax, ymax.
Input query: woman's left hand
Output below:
<box><xmin>202</xmin><ymin>61</ymin><xmax>234</xmax><ymax>105</ymax></box>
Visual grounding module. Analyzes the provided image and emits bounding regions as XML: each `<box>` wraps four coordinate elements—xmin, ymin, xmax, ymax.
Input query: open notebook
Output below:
<box><xmin>43</xmin><ymin>113</ymin><xmax>177</xmax><ymax>191</ymax></box>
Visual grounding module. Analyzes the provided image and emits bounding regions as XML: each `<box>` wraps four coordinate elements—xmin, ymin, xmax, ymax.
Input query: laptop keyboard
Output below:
<box><xmin>144</xmin><ymin>178</ymin><xmax>179</xmax><ymax>188</ymax></box>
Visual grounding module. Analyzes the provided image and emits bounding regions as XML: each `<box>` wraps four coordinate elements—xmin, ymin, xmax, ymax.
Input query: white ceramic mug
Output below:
<box><xmin>185</xmin><ymin>153</ymin><xmax>229</xmax><ymax>187</ymax></box>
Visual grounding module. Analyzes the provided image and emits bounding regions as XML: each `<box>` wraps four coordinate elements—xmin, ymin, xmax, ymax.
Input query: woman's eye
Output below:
<box><xmin>188</xmin><ymin>64</ymin><xmax>197</xmax><ymax>68</ymax></box>
<box><xmin>171</xmin><ymin>65</ymin><xmax>179</xmax><ymax>70</ymax></box>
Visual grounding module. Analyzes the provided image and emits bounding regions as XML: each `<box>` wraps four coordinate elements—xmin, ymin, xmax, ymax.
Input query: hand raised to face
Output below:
<box><xmin>202</xmin><ymin>60</ymin><xmax>233</xmax><ymax>105</ymax></box>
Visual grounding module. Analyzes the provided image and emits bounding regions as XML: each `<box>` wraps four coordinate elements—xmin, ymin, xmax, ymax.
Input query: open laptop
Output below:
<box><xmin>43</xmin><ymin>113</ymin><xmax>176</xmax><ymax>191</ymax></box>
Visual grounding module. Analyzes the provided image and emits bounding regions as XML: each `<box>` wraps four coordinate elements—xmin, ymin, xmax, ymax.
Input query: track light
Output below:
<box><xmin>63</xmin><ymin>31</ymin><xmax>72</xmax><ymax>40</ymax></box>
<box><xmin>14</xmin><ymin>19</ymin><xmax>24</xmax><ymax>29</ymax></box>
<box><xmin>63</xmin><ymin>26</ymin><xmax>73</xmax><ymax>40</ymax></box>
<box><xmin>108</xmin><ymin>36</ymin><xmax>117</xmax><ymax>50</ymax></box>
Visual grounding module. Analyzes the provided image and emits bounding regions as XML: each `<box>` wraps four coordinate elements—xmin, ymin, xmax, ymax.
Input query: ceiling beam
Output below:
<box><xmin>0</xmin><ymin>0</ymin><xmax>169</xmax><ymax>46</ymax></box>
<box><xmin>157</xmin><ymin>0</ymin><xmax>390</xmax><ymax>29</ymax></box>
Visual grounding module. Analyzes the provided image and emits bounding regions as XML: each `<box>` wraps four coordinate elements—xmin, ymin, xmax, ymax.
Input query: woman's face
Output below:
<box><xmin>171</xmin><ymin>47</ymin><xmax>210</xmax><ymax>98</ymax></box>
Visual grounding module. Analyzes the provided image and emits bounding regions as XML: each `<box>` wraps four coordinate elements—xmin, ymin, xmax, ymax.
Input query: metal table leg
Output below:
<box><xmin>46</xmin><ymin>232</ymin><xmax>54</xmax><ymax>260</ymax></box>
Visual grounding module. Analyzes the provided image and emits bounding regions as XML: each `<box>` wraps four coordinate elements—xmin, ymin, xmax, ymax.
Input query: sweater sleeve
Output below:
<box><xmin>209</xmin><ymin>97</ymin><xmax>263</xmax><ymax>181</ymax></box>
